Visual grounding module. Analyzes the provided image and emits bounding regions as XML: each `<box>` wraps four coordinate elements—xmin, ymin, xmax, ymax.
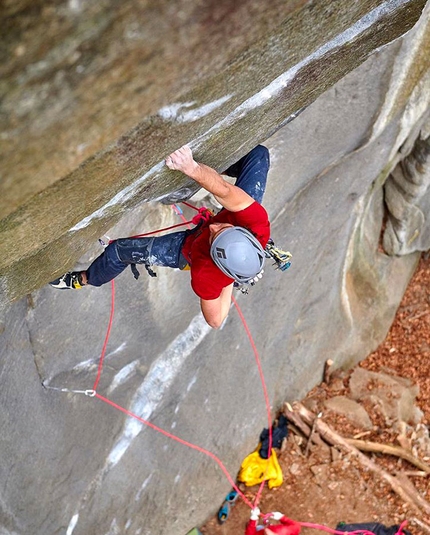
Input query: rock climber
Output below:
<box><xmin>245</xmin><ymin>508</ymin><xmax>301</xmax><ymax>535</ymax></box>
<box><xmin>50</xmin><ymin>145</ymin><xmax>271</xmax><ymax>328</ymax></box>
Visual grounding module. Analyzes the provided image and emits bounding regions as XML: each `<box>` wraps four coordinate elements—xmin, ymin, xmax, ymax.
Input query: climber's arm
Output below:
<box><xmin>166</xmin><ymin>146</ymin><xmax>254</xmax><ymax>212</ymax></box>
<box><xmin>199</xmin><ymin>284</ymin><xmax>234</xmax><ymax>329</ymax></box>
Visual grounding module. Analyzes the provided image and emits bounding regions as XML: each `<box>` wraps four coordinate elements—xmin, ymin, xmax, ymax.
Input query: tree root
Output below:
<box><xmin>411</xmin><ymin>517</ymin><xmax>430</xmax><ymax>534</ymax></box>
<box><xmin>345</xmin><ymin>438</ymin><xmax>430</xmax><ymax>474</ymax></box>
<box><xmin>283</xmin><ymin>401</ymin><xmax>430</xmax><ymax>516</ymax></box>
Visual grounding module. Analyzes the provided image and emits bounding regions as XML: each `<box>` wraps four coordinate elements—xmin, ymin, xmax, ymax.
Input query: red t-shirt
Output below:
<box><xmin>181</xmin><ymin>202</ymin><xmax>270</xmax><ymax>300</ymax></box>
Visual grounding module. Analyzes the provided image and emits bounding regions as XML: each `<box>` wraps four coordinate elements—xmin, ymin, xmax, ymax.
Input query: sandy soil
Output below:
<box><xmin>200</xmin><ymin>254</ymin><xmax>430</xmax><ymax>535</ymax></box>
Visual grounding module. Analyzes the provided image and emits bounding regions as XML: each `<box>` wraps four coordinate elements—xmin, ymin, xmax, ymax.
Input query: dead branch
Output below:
<box><xmin>395</xmin><ymin>472</ymin><xmax>430</xmax><ymax>514</ymax></box>
<box><xmin>305</xmin><ymin>412</ymin><xmax>322</xmax><ymax>457</ymax></box>
<box><xmin>353</xmin><ymin>430</ymin><xmax>372</xmax><ymax>439</ymax></box>
<box><xmin>283</xmin><ymin>403</ymin><xmax>326</xmax><ymax>447</ymax></box>
<box><xmin>292</xmin><ymin>402</ymin><xmax>430</xmax><ymax>516</ymax></box>
<box><xmin>411</xmin><ymin>517</ymin><xmax>430</xmax><ymax>534</ymax></box>
<box><xmin>346</xmin><ymin>438</ymin><xmax>430</xmax><ymax>474</ymax></box>
<box><xmin>399</xmin><ymin>471</ymin><xmax>428</xmax><ymax>477</ymax></box>
<box><xmin>402</xmin><ymin>309</ymin><xmax>430</xmax><ymax>323</ymax></box>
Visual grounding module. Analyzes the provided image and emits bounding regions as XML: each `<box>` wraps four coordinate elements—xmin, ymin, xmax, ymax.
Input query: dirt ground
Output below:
<box><xmin>200</xmin><ymin>254</ymin><xmax>430</xmax><ymax>535</ymax></box>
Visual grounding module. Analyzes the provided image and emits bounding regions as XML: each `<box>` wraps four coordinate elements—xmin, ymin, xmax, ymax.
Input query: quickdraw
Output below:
<box><xmin>234</xmin><ymin>239</ymin><xmax>292</xmax><ymax>294</ymax></box>
<box><xmin>265</xmin><ymin>239</ymin><xmax>292</xmax><ymax>271</ymax></box>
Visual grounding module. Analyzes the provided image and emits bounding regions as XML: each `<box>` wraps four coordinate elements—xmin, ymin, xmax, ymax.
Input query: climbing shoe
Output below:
<box><xmin>50</xmin><ymin>272</ymin><xmax>84</xmax><ymax>290</ymax></box>
<box><xmin>217</xmin><ymin>490</ymin><xmax>239</xmax><ymax>523</ymax></box>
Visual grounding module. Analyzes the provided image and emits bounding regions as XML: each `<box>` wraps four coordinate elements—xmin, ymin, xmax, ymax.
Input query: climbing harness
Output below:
<box><xmin>101</xmin><ymin>201</ymin><xmax>291</xmax><ymax>286</ymax></box>
<box><xmin>120</xmin><ymin>202</ymin><xmax>214</xmax><ymax>280</ymax></box>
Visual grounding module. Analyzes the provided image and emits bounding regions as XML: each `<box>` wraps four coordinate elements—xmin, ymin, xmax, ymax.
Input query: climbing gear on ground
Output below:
<box><xmin>210</xmin><ymin>226</ymin><xmax>266</xmax><ymax>283</ymax></box>
<box><xmin>49</xmin><ymin>271</ymin><xmax>84</xmax><ymax>290</ymax></box>
<box><xmin>217</xmin><ymin>489</ymin><xmax>239</xmax><ymax>523</ymax></box>
<box><xmin>250</xmin><ymin>507</ymin><xmax>260</xmax><ymax>521</ymax></box>
<box><xmin>336</xmin><ymin>522</ymin><xmax>411</xmax><ymax>535</ymax></box>
<box><xmin>265</xmin><ymin>239</ymin><xmax>292</xmax><ymax>271</ymax></box>
<box><xmin>238</xmin><ymin>446</ymin><xmax>283</xmax><ymax>489</ymax></box>
<box><xmin>259</xmin><ymin>415</ymin><xmax>288</xmax><ymax>459</ymax></box>
<box><xmin>185</xmin><ymin>529</ymin><xmax>203</xmax><ymax>535</ymax></box>
<box><xmin>246</xmin><ymin>512</ymin><xmax>302</xmax><ymax>535</ymax></box>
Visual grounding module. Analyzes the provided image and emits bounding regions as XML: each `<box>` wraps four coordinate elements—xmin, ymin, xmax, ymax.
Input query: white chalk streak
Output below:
<box><xmin>66</xmin><ymin>514</ymin><xmax>79</xmax><ymax>535</ymax></box>
<box><xmin>72</xmin><ymin>342</ymin><xmax>127</xmax><ymax>372</ymax></box>
<box><xmin>70</xmin><ymin>0</ymin><xmax>401</xmax><ymax>229</ymax></box>
<box><xmin>186</xmin><ymin>375</ymin><xmax>197</xmax><ymax>392</ymax></box>
<box><xmin>158</xmin><ymin>95</ymin><xmax>232</xmax><ymax>123</ymax></box>
<box><xmin>190</xmin><ymin>0</ymin><xmax>408</xmax><ymax>151</ymax></box>
<box><xmin>106</xmin><ymin>313</ymin><xmax>211</xmax><ymax>467</ymax></box>
<box><xmin>107</xmin><ymin>359</ymin><xmax>140</xmax><ymax>395</ymax></box>
<box><xmin>135</xmin><ymin>474</ymin><xmax>153</xmax><ymax>502</ymax></box>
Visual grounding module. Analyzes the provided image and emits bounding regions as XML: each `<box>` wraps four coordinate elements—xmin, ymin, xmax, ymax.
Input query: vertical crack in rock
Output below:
<box><xmin>341</xmin><ymin>196</ymin><xmax>368</xmax><ymax>327</ymax></box>
<box><xmin>383</xmin><ymin>130</ymin><xmax>430</xmax><ymax>255</ymax></box>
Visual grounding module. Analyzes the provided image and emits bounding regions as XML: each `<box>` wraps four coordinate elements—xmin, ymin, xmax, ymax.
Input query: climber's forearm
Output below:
<box><xmin>187</xmin><ymin>162</ymin><xmax>230</xmax><ymax>198</ymax></box>
<box><xmin>165</xmin><ymin>145</ymin><xmax>253</xmax><ymax>211</ymax></box>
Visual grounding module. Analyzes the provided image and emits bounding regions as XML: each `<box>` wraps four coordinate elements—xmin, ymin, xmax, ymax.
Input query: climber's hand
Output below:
<box><xmin>165</xmin><ymin>145</ymin><xmax>198</xmax><ymax>176</ymax></box>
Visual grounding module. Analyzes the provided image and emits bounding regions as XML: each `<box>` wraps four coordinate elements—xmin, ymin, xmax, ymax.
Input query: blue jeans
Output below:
<box><xmin>86</xmin><ymin>145</ymin><xmax>270</xmax><ymax>286</ymax></box>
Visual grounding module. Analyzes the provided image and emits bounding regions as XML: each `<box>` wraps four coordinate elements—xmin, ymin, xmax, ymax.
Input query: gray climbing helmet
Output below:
<box><xmin>210</xmin><ymin>226</ymin><xmax>266</xmax><ymax>282</ymax></box>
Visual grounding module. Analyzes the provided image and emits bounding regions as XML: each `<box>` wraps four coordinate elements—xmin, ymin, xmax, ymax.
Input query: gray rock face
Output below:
<box><xmin>324</xmin><ymin>397</ymin><xmax>373</xmax><ymax>429</ymax></box>
<box><xmin>383</xmin><ymin>133</ymin><xmax>430</xmax><ymax>255</ymax></box>
<box><xmin>1</xmin><ymin>1</ymin><xmax>430</xmax><ymax>534</ymax></box>
<box><xmin>0</xmin><ymin>0</ymin><xmax>427</xmax><ymax>300</ymax></box>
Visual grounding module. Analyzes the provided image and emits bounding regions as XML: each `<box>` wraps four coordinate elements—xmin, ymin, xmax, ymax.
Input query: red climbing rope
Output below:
<box><xmin>231</xmin><ymin>295</ymin><xmax>273</xmax><ymax>508</ymax></box>
<box><xmin>91</xmin><ymin>282</ymin><xmax>273</xmax><ymax>511</ymax></box>
<box><xmin>92</xmin><ymin>279</ymin><xmax>115</xmax><ymax>392</ymax></box>
<box><xmin>123</xmin><ymin>203</ymin><xmax>212</xmax><ymax>240</ymax></box>
<box><xmin>91</xmin><ymin>203</ymin><xmax>273</xmax><ymax>511</ymax></box>
<box><xmin>52</xmin><ymin>203</ymin><xmax>409</xmax><ymax>534</ymax></box>
<box><xmin>128</xmin><ymin>220</ymin><xmax>194</xmax><ymax>239</ymax></box>
<box><xmin>95</xmin><ymin>390</ymin><xmax>254</xmax><ymax>509</ymax></box>
<box><xmin>181</xmin><ymin>201</ymin><xmax>200</xmax><ymax>211</ymax></box>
